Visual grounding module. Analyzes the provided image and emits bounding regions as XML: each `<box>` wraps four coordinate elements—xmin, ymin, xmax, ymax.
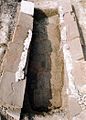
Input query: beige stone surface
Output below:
<box><xmin>68</xmin><ymin>96</ymin><xmax>82</xmax><ymax>118</ymax></box>
<box><xmin>68</xmin><ymin>38</ymin><xmax>84</xmax><ymax>60</ymax></box>
<box><xmin>12</xmin><ymin>14</ymin><xmax>33</xmax><ymax>44</ymax></box>
<box><xmin>63</xmin><ymin>8</ymin><xmax>83</xmax><ymax>61</ymax></box>
<box><xmin>0</xmin><ymin>1</ymin><xmax>34</xmax><ymax>118</ymax></box>
<box><xmin>35</xmin><ymin>0</ymin><xmax>58</xmax><ymax>12</ymax></box>
<box><xmin>20</xmin><ymin>1</ymin><xmax>34</xmax><ymax>16</ymax></box>
<box><xmin>64</xmin><ymin>13</ymin><xmax>80</xmax><ymax>41</ymax></box>
<box><xmin>73</xmin><ymin>61</ymin><xmax>86</xmax><ymax>93</ymax></box>
<box><xmin>58</xmin><ymin>0</ymin><xmax>72</xmax><ymax>13</ymax></box>
<box><xmin>2</xmin><ymin>42</ymin><xmax>23</xmax><ymax>73</ymax></box>
<box><xmin>73</xmin><ymin>110</ymin><xmax>86</xmax><ymax>120</ymax></box>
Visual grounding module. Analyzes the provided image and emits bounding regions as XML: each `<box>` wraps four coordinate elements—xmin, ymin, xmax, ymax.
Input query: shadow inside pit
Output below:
<box><xmin>20</xmin><ymin>9</ymin><xmax>53</xmax><ymax>120</ymax></box>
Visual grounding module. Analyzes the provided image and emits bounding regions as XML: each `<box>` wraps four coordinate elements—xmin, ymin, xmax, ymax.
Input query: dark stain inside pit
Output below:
<box><xmin>20</xmin><ymin>9</ymin><xmax>53</xmax><ymax>119</ymax></box>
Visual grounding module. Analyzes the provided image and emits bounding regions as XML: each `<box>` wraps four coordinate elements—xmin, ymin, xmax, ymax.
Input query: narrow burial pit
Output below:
<box><xmin>21</xmin><ymin>7</ymin><xmax>64</xmax><ymax>115</ymax></box>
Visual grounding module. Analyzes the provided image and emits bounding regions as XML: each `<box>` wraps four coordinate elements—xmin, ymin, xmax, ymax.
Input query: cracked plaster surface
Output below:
<box><xmin>15</xmin><ymin>30</ymin><xmax>32</xmax><ymax>82</ymax></box>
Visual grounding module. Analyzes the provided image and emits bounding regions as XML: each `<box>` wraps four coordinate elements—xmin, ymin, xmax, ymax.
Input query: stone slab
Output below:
<box><xmin>68</xmin><ymin>96</ymin><xmax>81</xmax><ymax>118</ymax></box>
<box><xmin>73</xmin><ymin>110</ymin><xmax>86</xmax><ymax>120</ymax></box>
<box><xmin>64</xmin><ymin>13</ymin><xmax>80</xmax><ymax>41</ymax></box>
<box><xmin>35</xmin><ymin>0</ymin><xmax>58</xmax><ymax>17</ymax></box>
<box><xmin>2</xmin><ymin>42</ymin><xmax>23</xmax><ymax>73</ymax></box>
<box><xmin>72</xmin><ymin>1</ymin><xmax>86</xmax><ymax>44</ymax></box>
<box><xmin>0</xmin><ymin>72</ymin><xmax>15</xmax><ymax>104</ymax></box>
<box><xmin>12</xmin><ymin>13</ymin><xmax>33</xmax><ymax>44</ymax></box>
<box><xmin>35</xmin><ymin>0</ymin><xmax>58</xmax><ymax>11</ymax></box>
<box><xmin>58</xmin><ymin>0</ymin><xmax>72</xmax><ymax>13</ymax></box>
<box><xmin>73</xmin><ymin>61</ymin><xmax>86</xmax><ymax>94</ymax></box>
<box><xmin>0</xmin><ymin>71</ymin><xmax>26</xmax><ymax>108</ymax></box>
<box><xmin>0</xmin><ymin>0</ymin><xmax>34</xmax><ymax>119</ymax></box>
<box><xmin>68</xmin><ymin>38</ymin><xmax>84</xmax><ymax>60</ymax></box>
<box><xmin>20</xmin><ymin>1</ymin><xmax>34</xmax><ymax>16</ymax></box>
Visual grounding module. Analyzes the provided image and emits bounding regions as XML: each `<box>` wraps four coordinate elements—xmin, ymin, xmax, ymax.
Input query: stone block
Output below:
<box><xmin>28</xmin><ymin>12</ymin><xmax>64</xmax><ymax>110</ymax></box>
<box><xmin>64</xmin><ymin>13</ymin><xmax>80</xmax><ymax>40</ymax></box>
<box><xmin>0</xmin><ymin>72</ymin><xmax>15</xmax><ymax>104</ymax></box>
<box><xmin>68</xmin><ymin>96</ymin><xmax>81</xmax><ymax>118</ymax></box>
<box><xmin>73</xmin><ymin>61</ymin><xmax>86</xmax><ymax>94</ymax></box>
<box><xmin>12</xmin><ymin>14</ymin><xmax>33</xmax><ymax>44</ymax></box>
<box><xmin>0</xmin><ymin>1</ymin><xmax>34</xmax><ymax>119</ymax></box>
<box><xmin>35</xmin><ymin>0</ymin><xmax>58</xmax><ymax>16</ymax></box>
<box><xmin>2</xmin><ymin>42</ymin><xmax>23</xmax><ymax>72</ymax></box>
<box><xmin>58</xmin><ymin>0</ymin><xmax>72</xmax><ymax>13</ymax></box>
<box><xmin>68</xmin><ymin>38</ymin><xmax>84</xmax><ymax>60</ymax></box>
<box><xmin>73</xmin><ymin>110</ymin><xmax>86</xmax><ymax>120</ymax></box>
<box><xmin>11</xmin><ymin>80</ymin><xmax>26</xmax><ymax>108</ymax></box>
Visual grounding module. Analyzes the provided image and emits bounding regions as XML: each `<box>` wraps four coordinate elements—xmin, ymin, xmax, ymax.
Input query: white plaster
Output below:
<box><xmin>15</xmin><ymin>30</ymin><xmax>32</xmax><ymax>82</ymax></box>
<box><xmin>59</xmin><ymin>6</ymin><xmax>64</xmax><ymax>24</ymax></box>
<box><xmin>62</xmin><ymin>26</ymin><xmax>79</xmax><ymax>96</ymax></box>
<box><xmin>20</xmin><ymin>0</ymin><xmax>34</xmax><ymax>16</ymax></box>
<box><xmin>59</xmin><ymin>6</ymin><xmax>79</xmax><ymax>97</ymax></box>
<box><xmin>66</xmin><ymin>88</ymin><xmax>69</xmax><ymax>95</ymax></box>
